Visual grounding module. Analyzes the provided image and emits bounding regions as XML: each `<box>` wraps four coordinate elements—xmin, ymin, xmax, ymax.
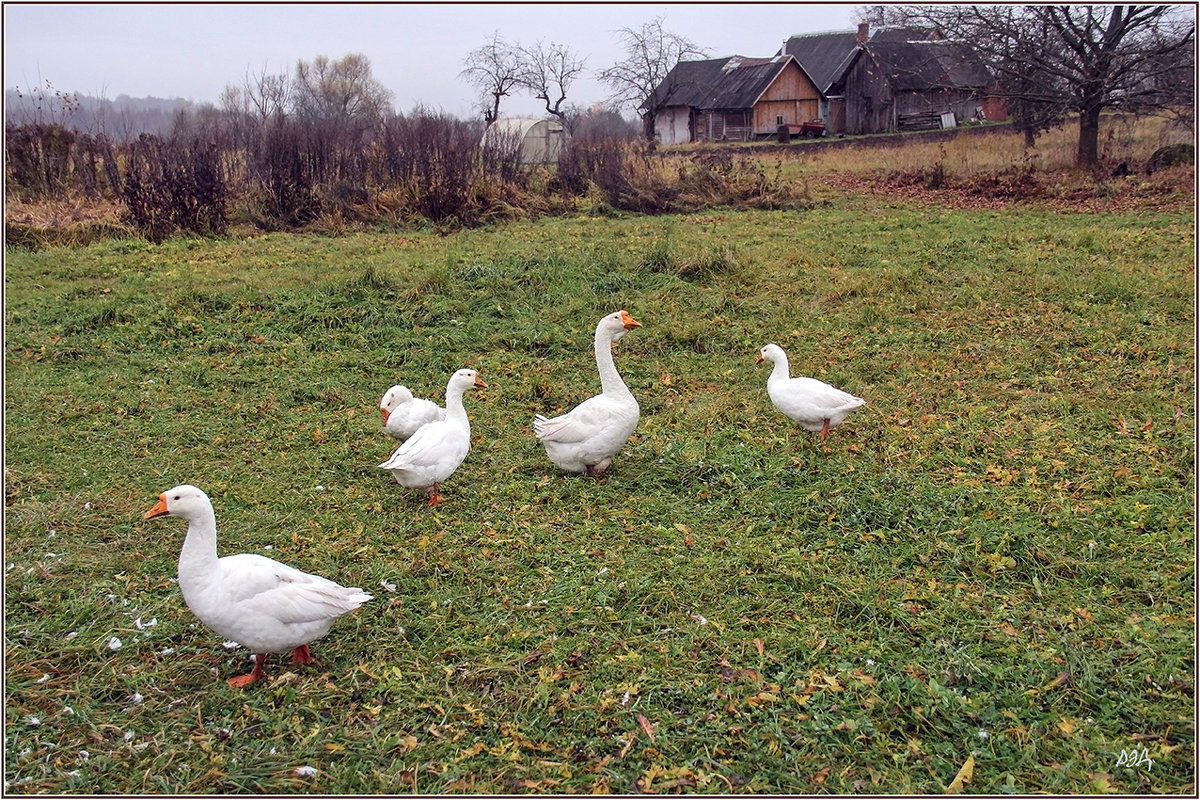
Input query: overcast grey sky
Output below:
<box><xmin>4</xmin><ymin>3</ymin><xmax>860</xmax><ymax>118</ymax></box>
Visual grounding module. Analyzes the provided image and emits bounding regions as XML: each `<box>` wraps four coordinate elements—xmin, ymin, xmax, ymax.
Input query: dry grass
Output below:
<box><xmin>4</xmin><ymin>196</ymin><xmax>132</xmax><ymax>248</ymax></box>
<box><xmin>785</xmin><ymin>114</ymin><xmax>1192</xmax><ymax>178</ymax></box>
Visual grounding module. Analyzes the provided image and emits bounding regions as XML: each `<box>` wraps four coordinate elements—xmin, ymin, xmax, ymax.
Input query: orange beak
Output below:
<box><xmin>380</xmin><ymin>408</ymin><xmax>391</xmax><ymax>424</ymax></box>
<box><xmin>143</xmin><ymin>494</ymin><xmax>169</xmax><ymax>520</ymax></box>
<box><xmin>620</xmin><ymin>310</ymin><xmax>642</xmax><ymax>330</ymax></box>
<box><xmin>474</xmin><ymin>375</ymin><xmax>488</xmax><ymax>389</ymax></box>
<box><xmin>756</xmin><ymin>354</ymin><xmax>764</xmax><ymax>364</ymax></box>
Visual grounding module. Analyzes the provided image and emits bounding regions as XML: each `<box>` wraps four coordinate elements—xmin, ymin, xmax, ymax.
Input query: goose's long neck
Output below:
<box><xmin>177</xmin><ymin>509</ymin><xmax>219</xmax><ymax>586</ymax></box>
<box><xmin>595</xmin><ymin>329</ymin><xmax>632</xmax><ymax>399</ymax></box>
<box><xmin>769</xmin><ymin>354</ymin><xmax>791</xmax><ymax>384</ymax></box>
<box><xmin>444</xmin><ymin>383</ymin><xmax>471</xmax><ymax>430</ymax></box>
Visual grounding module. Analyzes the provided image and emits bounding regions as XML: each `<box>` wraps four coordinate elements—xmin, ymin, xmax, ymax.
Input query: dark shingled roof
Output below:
<box><xmin>780</xmin><ymin>26</ymin><xmax>994</xmax><ymax>94</ymax></box>
<box><xmin>780</xmin><ymin>30</ymin><xmax>861</xmax><ymax>94</ymax></box>
<box><xmin>869</xmin><ymin>40</ymin><xmax>994</xmax><ymax>90</ymax></box>
<box><xmin>645</xmin><ymin>55</ymin><xmax>808</xmax><ymax>111</ymax></box>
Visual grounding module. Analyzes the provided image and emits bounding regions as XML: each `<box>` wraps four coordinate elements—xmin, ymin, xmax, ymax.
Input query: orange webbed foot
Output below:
<box><xmin>227</xmin><ymin>653</ymin><xmax>267</xmax><ymax>687</ymax></box>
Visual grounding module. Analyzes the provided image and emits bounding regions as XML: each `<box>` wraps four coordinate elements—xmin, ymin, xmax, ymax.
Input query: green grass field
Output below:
<box><xmin>4</xmin><ymin>186</ymin><xmax>1195</xmax><ymax>792</ymax></box>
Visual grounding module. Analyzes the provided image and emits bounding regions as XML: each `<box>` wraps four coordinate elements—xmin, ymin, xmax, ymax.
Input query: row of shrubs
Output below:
<box><xmin>5</xmin><ymin>111</ymin><xmax>815</xmax><ymax>244</ymax></box>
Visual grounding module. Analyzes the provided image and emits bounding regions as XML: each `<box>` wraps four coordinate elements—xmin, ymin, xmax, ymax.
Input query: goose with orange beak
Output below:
<box><xmin>534</xmin><ymin>310</ymin><xmax>642</xmax><ymax>477</ymax></box>
<box><xmin>379</xmin><ymin>368</ymin><xmax>487</xmax><ymax>505</ymax></box>
<box><xmin>143</xmin><ymin>484</ymin><xmax>372</xmax><ymax>687</ymax></box>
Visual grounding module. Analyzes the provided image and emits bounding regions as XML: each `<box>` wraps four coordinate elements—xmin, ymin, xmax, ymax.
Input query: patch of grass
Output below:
<box><xmin>4</xmin><ymin>190</ymin><xmax>1193</xmax><ymax>793</ymax></box>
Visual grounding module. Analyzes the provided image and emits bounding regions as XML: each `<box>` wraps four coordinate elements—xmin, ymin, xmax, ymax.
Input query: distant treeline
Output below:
<box><xmin>5</xmin><ymin>89</ymin><xmax>196</xmax><ymax>140</ymax></box>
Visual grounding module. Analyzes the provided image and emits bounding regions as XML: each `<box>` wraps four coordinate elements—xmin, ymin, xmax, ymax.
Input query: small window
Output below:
<box><xmin>776</xmin><ymin>115</ymin><xmax>784</xmax><ymax>125</ymax></box>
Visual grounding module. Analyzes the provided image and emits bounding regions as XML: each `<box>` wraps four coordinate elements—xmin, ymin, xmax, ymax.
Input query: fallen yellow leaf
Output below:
<box><xmin>945</xmin><ymin>753</ymin><xmax>975</xmax><ymax>793</ymax></box>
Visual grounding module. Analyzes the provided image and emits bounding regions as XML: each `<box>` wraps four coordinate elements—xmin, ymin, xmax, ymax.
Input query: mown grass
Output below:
<box><xmin>4</xmin><ymin>178</ymin><xmax>1194</xmax><ymax>793</ymax></box>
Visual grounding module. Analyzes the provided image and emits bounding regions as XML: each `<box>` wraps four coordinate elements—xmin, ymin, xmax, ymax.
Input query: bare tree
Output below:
<box><xmin>515</xmin><ymin>40</ymin><xmax>587</xmax><ymax>130</ymax></box>
<box><xmin>292</xmin><ymin>53</ymin><xmax>393</xmax><ymax>123</ymax></box>
<box><xmin>889</xmin><ymin>5</ymin><xmax>1195</xmax><ymax>167</ymax></box>
<box><xmin>224</xmin><ymin>64</ymin><xmax>291</xmax><ymax>123</ymax></box>
<box><xmin>596</xmin><ymin>16</ymin><xmax>708</xmax><ymax>139</ymax></box>
<box><xmin>460</xmin><ymin>32</ymin><xmax>523</xmax><ymax>124</ymax></box>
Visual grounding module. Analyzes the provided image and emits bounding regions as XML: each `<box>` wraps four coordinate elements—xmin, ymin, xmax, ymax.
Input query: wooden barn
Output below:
<box><xmin>644</xmin><ymin>55</ymin><xmax>821</xmax><ymax>144</ymax></box>
<box><xmin>778</xmin><ymin>29</ymin><xmax>861</xmax><ymax>135</ymax></box>
<box><xmin>781</xmin><ymin>24</ymin><xmax>1006</xmax><ymax>135</ymax></box>
<box><xmin>845</xmin><ymin>30</ymin><xmax>1001</xmax><ymax>133</ymax></box>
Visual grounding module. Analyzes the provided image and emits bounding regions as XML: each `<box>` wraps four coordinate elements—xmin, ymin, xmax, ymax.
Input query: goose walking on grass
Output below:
<box><xmin>534</xmin><ymin>310</ymin><xmax>642</xmax><ymax>476</ymax></box>
<box><xmin>380</xmin><ymin>384</ymin><xmax>445</xmax><ymax>442</ymax></box>
<box><xmin>142</xmin><ymin>484</ymin><xmax>372</xmax><ymax>688</ymax></box>
<box><xmin>757</xmin><ymin>343</ymin><xmax>865</xmax><ymax>441</ymax></box>
<box><xmin>379</xmin><ymin>368</ymin><xmax>486</xmax><ymax>505</ymax></box>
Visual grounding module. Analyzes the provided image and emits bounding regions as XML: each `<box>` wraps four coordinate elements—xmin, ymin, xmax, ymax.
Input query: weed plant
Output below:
<box><xmin>3</xmin><ymin>191</ymin><xmax>1194</xmax><ymax>792</ymax></box>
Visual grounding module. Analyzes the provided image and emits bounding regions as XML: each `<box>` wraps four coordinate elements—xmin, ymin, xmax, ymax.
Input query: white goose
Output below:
<box><xmin>380</xmin><ymin>384</ymin><xmax>445</xmax><ymax>442</ymax></box>
<box><xmin>142</xmin><ymin>484</ymin><xmax>372</xmax><ymax>688</ymax></box>
<box><xmin>757</xmin><ymin>343</ymin><xmax>866</xmax><ymax>441</ymax></box>
<box><xmin>534</xmin><ymin>310</ymin><xmax>642</xmax><ymax>476</ymax></box>
<box><xmin>379</xmin><ymin>368</ymin><xmax>486</xmax><ymax>505</ymax></box>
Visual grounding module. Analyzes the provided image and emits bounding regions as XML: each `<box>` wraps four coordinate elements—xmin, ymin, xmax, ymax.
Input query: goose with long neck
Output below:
<box><xmin>143</xmin><ymin>484</ymin><xmax>372</xmax><ymax>688</ymax></box>
<box><xmin>757</xmin><ymin>343</ymin><xmax>866</xmax><ymax>441</ymax></box>
<box><xmin>380</xmin><ymin>384</ymin><xmax>445</xmax><ymax>442</ymax></box>
<box><xmin>534</xmin><ymin>310</ymin><xmax>642</xmax><ymax>476</ymax></box>
<box><xmin>379</xmin><ymin>368</ymin><xmax>486</xmax><ymax>505</ymax></box>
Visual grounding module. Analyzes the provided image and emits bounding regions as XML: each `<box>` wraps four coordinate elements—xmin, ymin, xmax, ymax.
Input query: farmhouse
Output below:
<box><xmin>781</xmin><ymin>24</ymin><xmax>1007</xmax><ymax>135</ymax></box>
<box><xmin>643</xmin><ymin>55</ymin><xmax>821</xmax><ymax>145</ymax></box>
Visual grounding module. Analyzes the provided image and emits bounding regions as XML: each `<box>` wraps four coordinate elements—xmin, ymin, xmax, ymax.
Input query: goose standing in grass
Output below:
<box><xmin>379</xmin><ymin>368</ymin><xmax>486</xmax><ymax>505</ymax></box>
<box><xmin>380</xmin><ymin>384</ymin><xmax>445</xmax><ymax>442</ymax></box>
<box><xmin>757</xmin><ymin>343</ymin><xmax>866</xmax><ymax>441</ymax></box>
<box><xmin>534</xmin><ymin>310</ymin><xmax>642</xmax><ymax>476</ymax></box>
<box><xmin>142</xmin><ymin>484</ymin><xmax>372</xmax><ymax>688</ymax></box>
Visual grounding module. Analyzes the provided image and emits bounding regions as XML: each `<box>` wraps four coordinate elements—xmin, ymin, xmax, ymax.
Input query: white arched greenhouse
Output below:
<box><xmin>481</xmin><ymin>118</ymin><xmax>569</xmax><ymax>165</ymax></box>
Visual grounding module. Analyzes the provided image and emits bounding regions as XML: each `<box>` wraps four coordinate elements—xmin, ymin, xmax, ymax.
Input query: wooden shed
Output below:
<box><xmin>645</xmin><ymin>55</ymin><xmax>821</xmax><ymax>144</ymax></box>
<box><xmin>844</xmin><ymin>35</ymin><xmax>1000</xmax><ymax>134</ymax></box>
<box><xmin>781</xmin><ymin>24</ymin><xmax>1006</xmax><ymax>135</ymax></box>
<box><xmin>481</xmin><ymin>117</ymin><xmax>569</xmax><ymax>164</ymax></box>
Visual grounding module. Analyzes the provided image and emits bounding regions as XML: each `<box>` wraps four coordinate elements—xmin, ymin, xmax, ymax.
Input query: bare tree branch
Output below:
<box><xmin>897</xmin><ymin>5</ymin><xmax>1194</xmax><ymax>166</ymax></box>
<box><xmin>596</xmin><ymin>16</ymin><xmax>708</xmax><ymax>138</ymax></box>
<box><xmin>516</xmin><ymin>40</ymin><xmax>587</xmax><ymax>129</ymax></box>
<box><xmin>460</xmin><ymin>31</ymin><xmax>523</xmax><ymax>124</ymax></box>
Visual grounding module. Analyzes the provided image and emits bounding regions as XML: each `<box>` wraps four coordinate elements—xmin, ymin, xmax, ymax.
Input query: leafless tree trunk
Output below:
<box><xmin>891</xmin><ymin>5</ymin><xmax>1195</xmax><ymax>168</ymax></box>
<box><xmin>460</xmin><ymin>31</ymin><xmax>523</xmax><ymax>124</ymax></box>
<box><xmin>516</xmin><ymin>40</ymin><xmax>587</xmax><ymax>131</ymax></box>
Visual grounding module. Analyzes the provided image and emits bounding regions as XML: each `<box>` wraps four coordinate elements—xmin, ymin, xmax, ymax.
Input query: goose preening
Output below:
<box><xmin>757</xmin><ymin>343</ymin><xmax>866</xmax><ymax>441</ymax></box>
<box><xmin>142</xmin><ymin>484</ymin><xmax>372</xmax><ymax>688</ymax></box>
<box><xmin>378</xmin><ymin>368</ymin><xmax>486</xmax><ymax>505</ymax></box>
<box><xmin>534</xmin><ymin>310</ymin><xmax>642</xmax><ymax>476</ymax></box>
<box><xmin>380</xmin><ymin>384</ymin><xmax>445</xmax><ymax>442</ymax></box>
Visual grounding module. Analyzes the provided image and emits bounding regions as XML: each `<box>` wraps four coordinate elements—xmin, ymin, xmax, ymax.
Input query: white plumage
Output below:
<box><xmin>757</xmin><ymin>343</ymin><xmax>866</xmax><ymax>441</ymax></box>
<box><xmin>378</xmin><ymin>368</ymin><xmax>486</xmax><ymax>505</ymax></box>
<box><xmin>379</xmin><ymin>384</ymin><xmax>445</xmax><ymax>442</ymax></box>
<box><xmin>142</xmin><ymin>484</ymin><xmax>372</xmax><ymax>687</ymax></box>
<box><xmin>534</xmin><ymin>310</ymin><xmax>642</xmax><ymax>476</ymax></box>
